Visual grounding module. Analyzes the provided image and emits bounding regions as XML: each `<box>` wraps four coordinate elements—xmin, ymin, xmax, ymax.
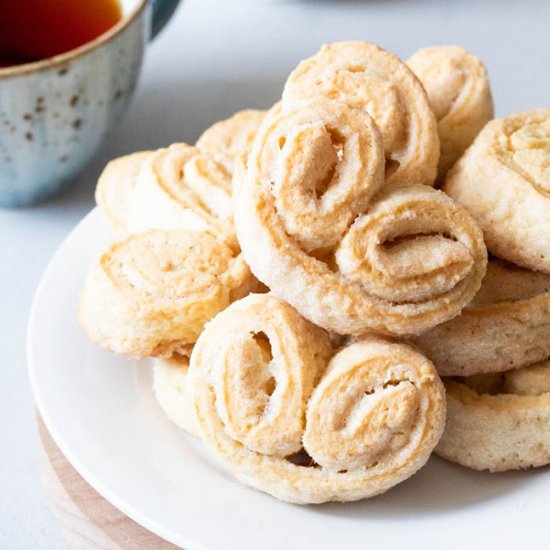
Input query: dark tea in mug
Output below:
<box><xmin>0</xmin><ymin>0</ymin><xmax>123</xmax><ymax>68</ymax></box>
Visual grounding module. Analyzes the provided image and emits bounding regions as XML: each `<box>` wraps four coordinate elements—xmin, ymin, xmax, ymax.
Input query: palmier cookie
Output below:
<box><xmin>78</xmin><ymin>229</ymin><xmax>255</xmax><ymax>358</ymax></box>
<box><xmin>234</xmin><ymin>99</ymin><xmax>487</xmax><ymax>336</ymax></box>
<box><xmin>190</xmin><ymin>294</ymin><xmax>445</xmax><ymax>503</ymax></box>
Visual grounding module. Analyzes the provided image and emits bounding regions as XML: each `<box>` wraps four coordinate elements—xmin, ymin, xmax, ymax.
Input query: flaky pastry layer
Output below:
<box><xmin>413</xmin><ymin>260</ymin><xmax>550</xmax><ymax>376</ymax></box>
<box><xmin>437</xmin><ymin>362</ymin><xmax>550</xmax><ymax>471</ymax></box>
<box><xmin>190</xmin><ymin>294</ymin><xmax>445</xmax><ymax>503</ymax></box>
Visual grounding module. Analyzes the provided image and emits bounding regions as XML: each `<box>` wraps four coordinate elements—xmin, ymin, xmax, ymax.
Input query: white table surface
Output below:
<box><xmin>1</xmin><ymin>0</ymin><xmax>549</xmax><ymax>548</ymax></box>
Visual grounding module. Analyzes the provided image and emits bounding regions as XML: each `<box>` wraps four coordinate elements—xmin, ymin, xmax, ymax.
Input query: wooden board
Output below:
<box><xmin>37</xmin><ymin>414</ymin><xmax>180</xmax><ymax>550</ymax></box>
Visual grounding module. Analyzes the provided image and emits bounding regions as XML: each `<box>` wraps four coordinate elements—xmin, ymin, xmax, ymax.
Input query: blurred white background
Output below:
<box><xmin>1</xmin><ymin>0</ymin><xmax>549</xmax><ymax>547</ymax></box>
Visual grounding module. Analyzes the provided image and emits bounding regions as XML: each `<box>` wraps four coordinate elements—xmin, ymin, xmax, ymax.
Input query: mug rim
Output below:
<box><xmin>0</xmin><ymin>0</ymin><xmax>148</xmax><ymax>79</ymax></box>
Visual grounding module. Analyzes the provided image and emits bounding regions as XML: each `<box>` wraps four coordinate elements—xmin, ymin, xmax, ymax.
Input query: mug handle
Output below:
<box><xmin>150</xmin><ymin>0</ymin><xmax>181</xmax><ymax>40</ymax></box>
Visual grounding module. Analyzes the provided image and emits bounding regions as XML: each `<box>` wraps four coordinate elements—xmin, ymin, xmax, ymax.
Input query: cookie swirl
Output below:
<box><xmin>190</xmin><ymin>296</ymin><xmax>445</xmax><ymax>504</ymax></box>
<box><xmin>78</xmin><ymin>229</ymin><xmax>255</xmax><ymax>358</ymax></box>
<box><xmin>408</xmin><ymin>46</ymin><xmax>493</xmax><ymax>182</ymax></box>
<box><xmin>282</xmin><ymin>41</ymin><xmax>439</xmax><ymax>186</ymax></box>
<box><xmin>437</xmin><ymin>362</ymin><xmax>550</xmax><ymax>471</ymax></box>
<box><xmin>335</xmin><ymin>185</ymin><xmax>487</xmax><ymax>305</ymax></box>
<box><xmin>191</xmin><ymin>294</ymin><xmax>332</xmax><ymax>458</ymax></box>
<box><xmin>444</xmin><ymin>109</ymin><xmax>550</xmax><ymax>274</ymax></box>
<box><xmin>303</xmin><ymin>339</ymin><xmax>445</xmax><ymax>477</ymax></box>
<box><xmin>234</xmin><ymin>100</ymin><xmax>487</xmax><ymax>336</ymax></box>
<box><xmin>242</xmin><ymin>99</ymin><xmax>385</xmax><ymax>252</ymax></box>
<box><xmin>127</xmin><ymin>143</ymin><xmax>237</xmax><ymax>250</ymax></box>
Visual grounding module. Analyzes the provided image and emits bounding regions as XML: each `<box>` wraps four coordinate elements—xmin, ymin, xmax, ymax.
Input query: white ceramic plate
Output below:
<box><xmin>29</xmin><ymin>209</ymin><xmax>550</xmax><ymax>550</ymax></box>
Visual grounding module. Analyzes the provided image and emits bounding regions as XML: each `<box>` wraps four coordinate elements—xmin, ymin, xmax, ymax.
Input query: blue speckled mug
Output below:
<box><xmin>0</xmin><ymin>0</ymin><xmax>180</xmax><ymax>207</ymax></box>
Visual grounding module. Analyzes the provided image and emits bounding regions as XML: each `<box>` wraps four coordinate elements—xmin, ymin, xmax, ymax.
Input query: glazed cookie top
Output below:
<box><xmin>447</xmin><ymin>108</ymin><xmax>550</xmax><ymax>196</ymax></box>
<box><xmin>244</xmin><ymin>98</ymin><xmax>385</xmax><ymax>252</ymax></box>
<box><xmin>78</xmin><ymin>229</ymin><xmax>254</xmax><ymax>358</ymax></box>
<box><xmin>100</xmin><ymin>230</ymin><xmax>241</xmax><ymax>302</ymax></box>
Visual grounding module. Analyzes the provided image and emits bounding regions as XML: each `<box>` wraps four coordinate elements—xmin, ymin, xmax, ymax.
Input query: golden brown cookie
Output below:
<box><xmin>413</xmin><ymin>260</ymin><xmax>550</xmax><ymax>376</ymax></box>
<box><xmin>444</xmin><ymin>109</ymin><xmax>550</xmax><ymax>274</ymax></box>
<box><xmin>437</xmin><ymin>361</ymin><xmax>550</xmax><ymax>471</ymax></box>
<box><xmin>282</xmin><ymin>41</ymin><xmax>439</xmax><ymax>186</ymax></box>
<box><xmin>78</xmin><ymin>229</ymin><xmax>255</xmax><ymax>358</ymax></box>
<box><xmin>190</xmin><ymin>294</ymin><xmax>445</xmax><ymax>503</ymax></box>
<box><xmin>234</xmin><ymin>100</ymin><xmax>487</xmax><ymax>336</ymax></box>
<box><xmin>408</xmin><ymin>45</ymin><xmax>493</xmax><ymax>182</ymax></box>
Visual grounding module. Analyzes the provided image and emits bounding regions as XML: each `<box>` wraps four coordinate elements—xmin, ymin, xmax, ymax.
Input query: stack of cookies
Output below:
<box><xmin>78</xmin><ymin>41</ymin><xmax>550</xmax><ymax>504</ymax></box>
